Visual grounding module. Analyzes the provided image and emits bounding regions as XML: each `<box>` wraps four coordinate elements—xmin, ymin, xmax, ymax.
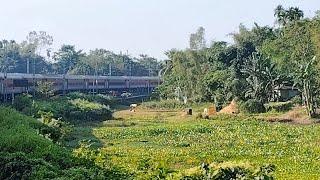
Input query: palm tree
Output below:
<box><xmin>274</xmin><ymin>5</ymin><xmax>304</xmax><ymax>26</ymax></box>
<box><xmin>274</xmin><ymin>5</ymin><xmax>287</xmax><ymax>26</ymax></box>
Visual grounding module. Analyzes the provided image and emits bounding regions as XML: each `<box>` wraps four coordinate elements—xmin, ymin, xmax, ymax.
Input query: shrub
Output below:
<box><xmin>265</xmin><ymin>101</ymin><xmax>293</xmax><ymax>112</ymax></box>
<box><xmin>69</xmin><ymin>99</ymin><xmax>112</xmax><ymax>122</ymax></box>
<box><xmin>141</xmin><ymin>99</ymin><xmax>186</xmax><ymax>109</ymax></box>
<box><xmin>34</xmin><ymin>98</ymin><xmax>112</xmax><ymax>122</ymax></box>
<box><xmin>67</xmin><ymin>92</ymin><xmax>115</xmax><ymax>106</ymax></box>
<box><xmin>240</xmin><ymin>99</ymin><xmax>266</xmax><ymax>114</ymax></box>
<box><xmin>0</xmin><ymin>152</ymin><xmax>52</xmax><ymax>179</ymax></box>
<box><xmin>0</xmin><ymin>107</ymin><xmax>129</xmax><ymax>179</ymax></box>
<box><xmin>13</xmin><ymin>94</ymin><xmax>33</xmax><ymax>113</ymax></box>
<box><xmin>291</xmin><ymin>95</ymin><xmax>302</xmax><ymax>106</ymax></box>
<box><xmin>176</xmin><ymin>162</ymin><xmax>275</xmax><ymax>179</ymax></box>
<box><xmin>36</xmin><ymin>81</ymin><xmax>55</xmax><ymax>99</ymax></box>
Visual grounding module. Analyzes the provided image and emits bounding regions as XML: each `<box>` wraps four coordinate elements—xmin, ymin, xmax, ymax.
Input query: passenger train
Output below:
<box><xmin>0</xmin><ymin>73</ymin><xmax>161</xmax><ymax>98</ymax></box>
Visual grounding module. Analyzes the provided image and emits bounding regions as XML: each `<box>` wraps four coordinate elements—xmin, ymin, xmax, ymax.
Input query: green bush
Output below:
<box><xmin>0</xmin><ymin>107</ymin><xmax>129</xmax><ymax>179</ymax></box>
<box><xmin>69</xmin><ymin>98</ymin><xmax>112</xmax><ymax>122</ymax></box>
<box><xmin>176</xmin><ymin>162</ymin><xmax>275</xmax><ymax>179</ymax></box>
<box><xmin>13</xmin><ymin>94</ymin><xmax>33</xmax><ymax>113</ymax></box>
<box><xmin>240</xmin><ymin>99</ymin><xmax>266</xmax><ymax>114</ymax></box>
<box><xmin>141</xmin><ymin>99</ymin><xmax>186</xmax><ymax>109</ymax></box>
<box><xmin>34</xmin><ymin>98</ymin><xmax>112</xmax><ymax>122</ymax></box>
<box><xmin>265</xmin><ymin>101</ymin><xmax>293</xmax><ymax>112</ymax></box>
<box><xmin>291</xmin><ymin>95</ymin><xmax>302</xmax><ymax>106</ymax></box>
<box><xmin>33</xmin><ymin>100</ymin><xmax>72</xmax><ymax>120</ymax></box>
<box><xmin>67</xmin><ymin>92</ymin><xmax>115</xmax><ymax>106</ymax></box>
<box><xmin>0</xmin><ymin>152</ymin><xmax>53</xmax><ymax>179</ymax></box>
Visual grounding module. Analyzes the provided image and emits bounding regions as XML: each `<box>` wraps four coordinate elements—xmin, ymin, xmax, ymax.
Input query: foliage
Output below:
<box><xmin>0</xmin><ymin>107</ymin><xmax>126</xmax><ymax>179</ymax></box>
<box><xmin>242</xmin><ymin>52</ymin><xmax>280</xmax><ymax>103</ymax></box>
<box><xmin>203</xmin><ymin>70</ymin><xmax>235</xmax><ymax>109</ymax></box>
<box><xmin>176</xmin><ymin>162</ymin><xmax>275</xmax><ymax>179</ymax></box>
<box><xmin>0</xmin><ymin>40</ymin><xmax>20</xmax><ymax>73</ymax></box>
<box><xmin>189</xmin><ymin>27</ymin><xmax>206</xmax><ymax>50</ymax></box>
<box><xmin>274</xmin><ymin>5</ymin><xmax>304</xmax><ymax>26</ymax></box>
<box><xmin>34</xmin><ymin>97</ymin><xmax>112</xmax><ymax>123</ymax></box>
<box><xmin>240</xmin><ymin>99</ymin><xmax>266</xmax><ymax>113</ymax></box>
<box><xmin>263</xmin><ymin>18</ymin><xmax>320</xmax><ymax>117</ymax></box>
<box><xmin>159</xmin><ymin>6</ymin><xmax>320</xmax><ymax>118</ymax></box>
<box><xmin>86</xmin><ymin>110</ymin><xmax>320</xmax><ymax>179</ymax></box>
<box><xmin>141</xmin><ymin>99</ymin><xmax>186</xmax><ymax>110</ymax></box>
<box><xmin>36</xmin><ymin>80</ymin><xmax>55</xmax><ymax>99</ymax></box>
<box><xmin>0</xmin><ymin>31</ymin><xmax>160</xmax><ymax>76</ymax></box>
<box><xmin>265</xmin><ymin>101</ymin><xmax>293</xmax><ymax>112</ymax></box>
<box><xmin>160</xmin><ymin>21</ymin><xmax>277</xmax><ymax>104</ymax></box>
<box><xmin>69</xmin><ymin>98</ymin><xmax>112</xmax><ymax>121</ymax></box>
<box><xmin>291</xmin><ymin>95</ymin><xmax>302</xmax><ymax>106</ymax></box>
<box><xmin>162</xmin><ymin>49</ymin><xmax>209</xmax><ymax>102</ymax></box>
<box><xmin>67</xmin><ymin>92</ymin><xmax>116</xmax><ymax>106</ymax></box>
<box><xmin>13</xmin><ymin>94</ymin><xmax>33</xmax><ymax>113</ymax></box>
<box><xmin>53</xmin><ymin>45</ymin><xmax>84</xmax><ymax>74</ymax></box>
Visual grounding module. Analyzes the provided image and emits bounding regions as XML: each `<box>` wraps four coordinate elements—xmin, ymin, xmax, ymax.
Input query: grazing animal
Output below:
<box><xmin>130</xmin><ymin>104</ymin><xmax>138</xmax><ymax>112</ymax></box>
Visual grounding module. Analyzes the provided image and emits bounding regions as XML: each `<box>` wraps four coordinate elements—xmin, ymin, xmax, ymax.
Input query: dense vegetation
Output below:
<box><xmin>0</xmin><ymin>107</ymin><xmax>130</xmax><ymax>179</ymax></box>
<box><xmin>157</xmin><ymin>6</ymin><xmax>320</xmax><ymax>117</ymax></box>
<box><xmin>0</xmin><ymin>32</ymin><xmax>161</xmax><ymax>76</ymax></box>
<box><xmin>13</xmin><ymin>93</ymin><xmax>113</xmax><ymax>123</ymax></box>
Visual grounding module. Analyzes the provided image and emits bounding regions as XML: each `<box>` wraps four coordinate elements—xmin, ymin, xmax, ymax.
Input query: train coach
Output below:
<box><xmin>0</xmin><ymin>73</ymin><xmax>161</xmax><ymax>99</ymax></box>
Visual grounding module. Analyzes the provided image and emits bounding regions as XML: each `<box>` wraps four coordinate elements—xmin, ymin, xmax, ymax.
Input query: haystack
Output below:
<box><xmin>218</xmin><ymin>99</ymin><xmax>239</xmax><ymax>114</ymax></box>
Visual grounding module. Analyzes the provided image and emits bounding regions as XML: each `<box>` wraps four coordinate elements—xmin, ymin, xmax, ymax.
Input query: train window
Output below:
<box><xmin>13</xmin><ymin>79</ymin><xmax>29</xmax><ymax>87</ymax></box>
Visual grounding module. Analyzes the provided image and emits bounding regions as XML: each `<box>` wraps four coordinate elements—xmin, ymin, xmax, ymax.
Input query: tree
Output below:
<box><xmin>26</xmin><ymin>31</ymin><xmax>53</xmax><ymax>74</ymax></box>
<box><xmin>0</xmin><ymin>40</ymin><xmax>19</xmax><ymax>73</ymax></box>
<box><xmin>136</xmin><ymin>54</ymin><xmax>159</xmax><ymax>76</ymax></box>
<box><xmin>85</xmin><ymin>49</ymin><xmax>110</xmax><ymax>76</ymax></box>
<box><xmin>241</xmin><ymin>52</ymin><xmax>280</xmax><ymax>103</ymax></box>
<box><xmin>203</xmin><ymin>70</ymin><xmax>234</xmax><ymax>109</ymax></box>
<box><xmin>190</xmin><ymin>27</ymin><xmax>206</xmax><ymax>50</ymax></box>
<box><xmin>53</xmin><ymin>45</ymin><xmax>83</xmax><ymax>74</ymax></box>
<box><xmin>36</xmin><ymin>81</ymin><xmax>55</xmax><ymax>99</ymax></box>
<box><xmin>26</xmin><ymin>31</ymin><xmax>53</xmax><ymax>56</ymax></box>
<box><xmin>289</xmin><ymin>23</ymin><xmax>319</xmax><ymax>117</ymax></box>
<box><xmin>19</xmin><ymin>41</ymin><xmax>36</xmax><ymax>74</ymax></box>
<box><xmin>264</xmin><ymin>19</ymin><xmax>320</xmax><ymax>117</ymax></box>
<box><xmin>274</xmin><ymin>5</ymin><xmax>304</xmax><ymax>26</ymax></box>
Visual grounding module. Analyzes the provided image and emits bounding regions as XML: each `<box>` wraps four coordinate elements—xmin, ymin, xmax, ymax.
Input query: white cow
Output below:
<box><xmin>130</xmin><ymin>104</ymin><xmax>138</xmax><ymax>112</ymax></box>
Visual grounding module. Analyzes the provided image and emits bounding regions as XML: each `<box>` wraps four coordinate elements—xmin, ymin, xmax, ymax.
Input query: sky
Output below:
<box><xmin>0</xmin><ymin>0</ymin><xmax>319</xmax><ymax>60</ymax></box>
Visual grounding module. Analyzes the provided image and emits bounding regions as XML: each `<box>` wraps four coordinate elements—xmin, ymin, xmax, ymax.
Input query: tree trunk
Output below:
<box><xmin>303</xmin><ymin>80</ymin><xmax>316</xmax><ymax>117</ymax></box>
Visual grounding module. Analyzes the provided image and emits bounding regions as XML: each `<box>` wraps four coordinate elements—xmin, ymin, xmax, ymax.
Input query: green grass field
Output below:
<box><xmin>70</xmin><ymin>109</ymin><xmax>320</xmax><ymax>179</ymax></box>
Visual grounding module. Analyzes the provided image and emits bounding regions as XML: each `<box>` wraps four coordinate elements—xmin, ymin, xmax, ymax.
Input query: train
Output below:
<box><xmin>0</xmin><ymin>73</ymin><xmax>161</xmax><ymax>99</ymax></box>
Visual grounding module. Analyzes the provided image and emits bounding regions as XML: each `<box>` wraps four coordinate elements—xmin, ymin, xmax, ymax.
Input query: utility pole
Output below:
<box><xmin>27</xmin><ymin>58</ymin><xmax>29</xmax><ymax>74</ymax></box>
<box><xmin>148</xmin><ymin>61</ymin><xmax>152</xmax><ymax>76</ymax></box>
<box><xmin>4</xmin><ymin>68</ymin><xmax>7</xmax><ymax>102</ymax></box>
<box><xmin>33</xmin><ymin>57</ymin><xmax>36</xmax><ymax>97</ymax></box>
<box><xmin>63</xmin><ymin>63</ymin><xmax>66</xmax><ymax>95</ymax></box>
<box><xmin>0</xmin><ymin>53</ymin><xmax>6</xmax><ymax>102</ymax></box>
<box><xmin>26</xmin><ymin>49</ymin><xmax>32</xmax><ymax>74</ymax></box>
<box><xmin>129</xmin><ymin>61</ymin><xmax>132</xmax><ymax>76</ymax></box>
<box><xmin>94</xmin><ymin>61</ymin><xmax>98</xmax><ymax>94</ymax></box>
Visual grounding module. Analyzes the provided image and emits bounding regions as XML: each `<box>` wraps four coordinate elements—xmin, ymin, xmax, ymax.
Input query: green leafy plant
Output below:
<box><xmin>240</xmin><ymin>99</ymin><xmax>266</xmax><ymax>113</ymax></box>
<box><xmin>13</xmin><ymin>94</ymin><xmax>33</xmax><ymax>113</ymax></box>
<box><xmin>265</xmin><ymin>101</ymin><xmax>293</xmax><ymax>112</ymax></box>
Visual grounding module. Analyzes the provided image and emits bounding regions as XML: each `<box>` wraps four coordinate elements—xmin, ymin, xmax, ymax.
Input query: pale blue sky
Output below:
<box><xmin>0</xmin><ymin>0</ymin><xmax>319</xmax><ymax>59</ymax></box>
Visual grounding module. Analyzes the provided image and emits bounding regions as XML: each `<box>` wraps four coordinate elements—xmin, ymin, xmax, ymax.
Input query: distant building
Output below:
<box><xmin>274</xmin><ymin>85</ymin><xmax>299</xmax><ymax>101</ymax></box>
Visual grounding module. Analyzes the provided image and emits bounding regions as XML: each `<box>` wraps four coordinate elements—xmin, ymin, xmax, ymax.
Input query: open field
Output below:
<box><xmin>70</xmin><ymin>107</ymin><xmax>320</xmax><ymax>179</ymax></box>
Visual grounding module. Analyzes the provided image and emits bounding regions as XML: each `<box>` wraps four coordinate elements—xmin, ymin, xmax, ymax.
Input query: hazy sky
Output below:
<box><xmin>0</xmin><ymin>0</ymin><xmax>319</xmax><ymax>59</ymax></box>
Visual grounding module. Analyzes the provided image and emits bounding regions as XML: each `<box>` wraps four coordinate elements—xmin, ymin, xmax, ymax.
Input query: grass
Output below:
<box><xmin>70</xmin><ymin>108</ymin><xmax>320</xmax><ymax>179</ymax></box>
<box><xmin>0</xmin><ymin>106</ymin><xmax>130</xmax><ymax>179</ymax></box>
